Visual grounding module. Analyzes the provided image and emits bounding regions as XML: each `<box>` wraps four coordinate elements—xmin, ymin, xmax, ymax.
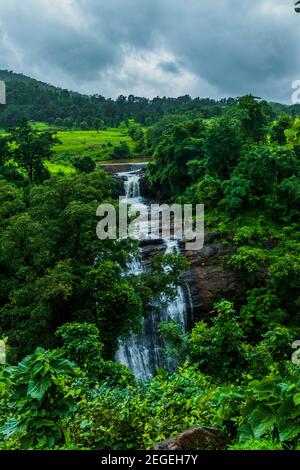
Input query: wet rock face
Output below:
<box><xmin>141</xmin><ymin>233</ymin><xmax>245</xmax><ymax>322</ymax></box>
<box><xmin>140</xmin><ymin>239</ymin><xmax>165</xmax><ymax>269</ymax></box>
<box><xmin>139</xmin><ymin>170</ymin><xmax>154</xmax><ymax>198</ymax></box>
<box><xmin>182</xmin><ymin>235</ymin><xmax>245</xmax><ymax>321</ymax></box>
<box><xmin>152</xmin><ymin>426</ymin><xmax>227</xmax><ymax>450</ymax></box>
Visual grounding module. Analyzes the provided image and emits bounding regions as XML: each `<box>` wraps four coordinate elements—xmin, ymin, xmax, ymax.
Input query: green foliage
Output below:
<box><xmin>221</xmin><ymin>176</ymin><xmax>252</xmax><ymax>211</ymax></box>
<box><xmin>269</xmin><ymin>253</ymin><xmax>300</xmax><ymax>318</ymax></box>
<box><xmin>240</xmin><ymin>288</ymin><xmax>287</xmax><ymax>336</ymax></box>
<box><xmin>55</xmin><ymin>323</ymin><xmax>105</xmax><ymax>378</ymax></box>
<box><xmin>246</xmin><ymin>326</ymin><xmax>299</xmax><ymax>377</ymax></box>
<box><xmin>4</xmin><ymin>119</ymin><xmax>60</xmax><ymax>183</ymax></box>
<box><xmin>69</xmin><ymin>365</ymin><xmax>219</xmax><ymax>450</ymax></box>
<box><xmin>158</xmin><ymin>321</ymin><xmax>189</xmax><ymax>363</ymax></box>
<box><xmin>73</xmin><ymin>155</ymin><xmax>96</xmax><ymax>173</ymax></box>
<box><xmin>220</xmin><ymin>145</ymin><xmax>300</xmax><ymax>213</ymax></box>
<box><xmin>270</xmin><ymin>115</ymin><xmax>293</xmax><ymax>145</ymax></box>
<box><xmin>0</xmin><ymin>170</ymin><xmax>135</xmax><ymax>359</ymax></box>
<box><xmin>148</xmin><ymin>119</ymin><xmax>206</xmax><ymax>199</ymax></box>
<box><xmin>285</xmin><ymin>117</ymin><xmax>300</xmax><ymax>148</ymax></box>
<box><xmin>111</xmin><ymin>141</ymin><xmax>132</xmax><ymax>159</ymax></box>
<box><xmin>55</xmin><ymin>322</ymin><xmax>135</xmax><ymax>386</ymax></box>
<box><xmin>205</xmin><ymin>118</ymin><xmax>242</xmax><ymax>179</ymax></box>
<box><xmin>229</xmin><ymin>246</ymin><xmax>267</xmax><ymax>284</ymax></box>
<box><xmin>233</xmin><ymin>222</ymin><xmax>266</xmax><ymax>246</ymax></box>
<box><xmin>181</xmin><ymin>175</ymin><xmax>222</xmax><ymax>208</ymax></box>
<box><xmin>189</xmin><ymin>301</ymin><xmax>246</xmax><ymax>381</ymax></box>
<box><xmin>228</xmin><ymin>439</ymin><xmax>283</xmax><ymax>450</ymax></box>
<box><xmin>229</xmin><ymin>95</ymin><xmax>270</xmax><ymax>142</ymax></box>
<box><xmin>238</xmin><ymin>367</ymin><xmax>300</xmax><ymax>447</ymax></box>
<box><xmin>86</xmin><ymin>261</ymin><xmax>143</xmax><ymax>358</ymax></box>
<box><xmin>0</xmin><ymin>347</ymin><xmax>79</xmax><ymax>449</ymax></box>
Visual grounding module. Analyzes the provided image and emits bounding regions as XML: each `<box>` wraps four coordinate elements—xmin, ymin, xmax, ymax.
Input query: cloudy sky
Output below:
<box><xmin>0</xmin><ymin>0</ymin><xmax>299</xmax><ymax>102</ymax></box>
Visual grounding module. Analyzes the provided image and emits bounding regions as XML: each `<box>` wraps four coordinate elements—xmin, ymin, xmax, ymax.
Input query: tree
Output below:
<box><xmin>0</xmin><ymin>172</ymin><xmax>132</xmax><ymax>360</ymax></box>
<box><xmin>205</xmin><ymin>118</ymin><xmax>242</xmax><ymax>179</ymax></box>
<box><xmin>56</xmin><ymin>322</ymin><xmax>105</xmax><ymax>378</ymax></box>
<box><xmin>285</xmin><ymin>118</ymin><xmax>300</xmax><ymax>151</ymax></box>
<box><xmin>80</xmin><ymin>121</ymin><xmax>89</xmax><ymax>130</ymax></box>
<box><xmin>93</xmin><ymin>118</ymin><xmax>104</xmax><ymax>132</ymax></box>
<box><xmin>86</xmin><ymin>261</ymin><xmax>143</xmax><ymax>358</ymax></box>
<box><xmin>295</xmin><ymin>1</ymin><xmax>300</xmax><ymax>13</ymax></box>
<box><xmin>189</xmin><ymin>300</ymin><xmax>246</xmax><ymax>381</ymax></box>
<box><xmin>270</xmin><ymin>115</ymin><xmax>293</xmax><ymax>145</ymax></box>
<box><xmin>220</xmin><ymin>146</ymin><xmax>300</xmax><ymax>213</ymax></box>
<box><xmin>111</xmin><ymin>141</ymin><xmax>131</xmax><ymax>159</ymax></box>
<box><xmin>148</xmin><ymin>119</ymin><xmax>206</xmax><ymax>199</ymax></box>
<box><xmin>229</xmin><ymin>95</ymin><xmax>270</xmax><ymax>142</ymax></box>
<box><xmin>7</xmin><ymin>119</ymin><xmax>60</xmax><ymax>183</ymax></box>
<box><xmin>73</xmin><ymin>155</ymin><xmax>96</xmax><ymax>173</ymax></box>
<box><xmin>55</xmin><ymin>322</ymin><xmax>135</xmax><ymax>385</ymax></box>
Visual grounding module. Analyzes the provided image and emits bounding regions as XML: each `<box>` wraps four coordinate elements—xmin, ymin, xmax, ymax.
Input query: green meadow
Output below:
<box><xmin>53</xmin><ymin>128</ymin><xmax>135</xmax><ymax>162</ymax></box>
<box><xmin>0</xmin><ymin>123</ymin><xmax>141</xmax><ymax>174</ymax></box>
<box><xmin>44</xmin><ymin>161</ymin><xmax>76</xmax><ymax>176</ymax></box>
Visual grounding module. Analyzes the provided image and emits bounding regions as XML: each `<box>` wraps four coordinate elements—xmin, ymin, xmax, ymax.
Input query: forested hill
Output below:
<box><xmin>1</xmin><ymin>69</ymin><xmax>299</xmax><ymax>130</ymax></box>
<box><xmin>0</xmin><ymin>70</ymin><xmax>58</xmax><ymax>89</ymax></box>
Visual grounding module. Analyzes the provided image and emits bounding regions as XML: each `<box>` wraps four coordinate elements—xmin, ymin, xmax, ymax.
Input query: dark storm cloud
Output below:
<box><xmin>159</xmin><ymin>61</ymin><xmax>180</xmax><ymax>75</ymax></box>
<box><xmin>0</xmin><ymin>0</ymin><xmax>299</xmax><ymax>101</ymax></box>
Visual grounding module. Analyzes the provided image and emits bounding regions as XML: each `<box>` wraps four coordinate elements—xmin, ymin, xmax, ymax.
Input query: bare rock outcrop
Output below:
<box><xmin>182</xmin><ymin>236</ymin><xmax>245</xmax><ymax>320</ymax></box>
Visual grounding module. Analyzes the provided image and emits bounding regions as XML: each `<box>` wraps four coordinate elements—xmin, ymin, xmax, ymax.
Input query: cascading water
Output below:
<box><xmin>115</xmin><ymin>171</ymin><xmax>191</xmax><ymax>381</ymax></box>
<box><xmin>124</xmin><ymin>173</ymin><xmax>140</xmax><ymax>199</ymax></box>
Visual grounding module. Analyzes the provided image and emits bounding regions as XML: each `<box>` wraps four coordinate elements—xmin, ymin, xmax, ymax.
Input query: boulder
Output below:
<box><xmin>152</xmin><ymin>426</ymin><xmax>227</xmax><ymax>450</ymax></box>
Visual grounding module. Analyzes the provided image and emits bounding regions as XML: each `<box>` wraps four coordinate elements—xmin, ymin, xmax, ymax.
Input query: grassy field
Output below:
<box><xmin>0</xmin><ymin>122</ymin><xmax>147</xmax><ymax>175</ymax></box>
<box><xmin>53</xmin><ymin>129</ymin><xmax>136</xmax><ymax>162</ymax></box>
<box><xmin>0</xmin><ymin>122</ymin><xmax>137</xmax><ymax>162</ymax></box>
<box><xmin>31</xmin><ymin>122</ymin><xmax>62</xmax><ymax>132</ymax></box>
<box><xmin>44</xmin><ymin>161</ymin><xmax>76</xmax><ymax>176</ymax></box>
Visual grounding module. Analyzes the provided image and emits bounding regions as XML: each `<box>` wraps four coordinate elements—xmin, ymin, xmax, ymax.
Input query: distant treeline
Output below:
<box><xmin>1</xmin><ymin>70</ymin><xmax>299</xmax><ymax>129</ymax></box>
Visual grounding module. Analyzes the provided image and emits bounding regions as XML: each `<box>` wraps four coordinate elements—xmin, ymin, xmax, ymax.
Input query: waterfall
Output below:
<box><xmin>124</xmin><ymin>173</ymin><xmax>140</xmax><ymax>199</ymax></box>
<box><xmin>115</xmin><ymin>171</ymin><xmax>191</xmax><ymax>381</ymax></box>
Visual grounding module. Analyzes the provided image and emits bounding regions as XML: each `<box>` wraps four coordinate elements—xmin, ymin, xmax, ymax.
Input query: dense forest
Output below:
<box><xmin>0</xmin><ymin>69</ymin><xmax>300</xmax><ymax>451</ymax></box>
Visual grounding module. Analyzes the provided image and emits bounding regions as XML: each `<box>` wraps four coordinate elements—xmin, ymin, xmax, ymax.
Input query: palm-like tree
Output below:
<box><xmin>295</xmin><ymin>1</ymin><xmax>300</xmax><ymax>13</ymax></box>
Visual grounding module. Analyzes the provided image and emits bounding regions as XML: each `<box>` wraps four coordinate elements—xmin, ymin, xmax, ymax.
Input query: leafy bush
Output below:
<box><xmin>238</xmin><ymin>367</ymin><xmax>300</xmax><ymax>447</ymax></box>
<box><xmin>240</xmin><ymin>288</ymin><xmax>287</xmax><ymax>336</ymax></box>
<box><xmin>69</xmin><ymin>365</ymin><xmax>219</xmax><ymax>450</ymax></box>
<box><xmin>189</xmin><ymin>301</ymin><xmax>247</xmax><ymax>381</ymax></box>
<box><xmin>228</xmin><ymin>439</ymin><xmax>283</xmax><ymax>450</ymax></box>
<box><xmin>0</xmin><ymin>348</ymin><xmax>79</xmax><ymax>449</ymax></box>
<box><xmin>229</xmin><ymin>246</ymin><xmax>268</xmax><ymax>284</ymax></box>
<box><xmin>73</xmin><ymin>155</ymin><xmax>96</xmax><ymax>173</ymax></box>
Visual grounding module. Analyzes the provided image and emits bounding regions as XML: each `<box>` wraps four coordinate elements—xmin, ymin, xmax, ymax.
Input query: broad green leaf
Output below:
<box><xmin>293</xmin><ymin>393</ymin><xmax>300</xmax><ymax>406</ymax></box>
<box><xmin>0</xmin><ymin>417</ymin><xmax>24</xmax><ymax>438</ymax></box>
<box><xmin>238</xmin><ymin>423</ymin><xmax>254</xmax><ymax>443</ymax></box>
<box><xmin>31</xmin><ymin>362</ymin><xmax>45</xmax><ymax>377</ymax></box>
<box><xmin>279</xmin><ymin>420</ymin><xmax>300</xmax><ymax>442</ymax></box>
<box><xmin>27</xmin><ymin>377</ymin><xmax>52</xmax><ymax>400</ymax></box>
<box><xmin>247</xmin><ymin>404</ymin><xmax>274</xmax><ymax>438</ymax></box>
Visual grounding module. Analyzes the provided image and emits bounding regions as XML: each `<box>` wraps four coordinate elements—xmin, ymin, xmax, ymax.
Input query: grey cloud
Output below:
<box><xmin>159</xmin><ymin>61</ymin><xmax>180</xmax><ymax>75</ymax></box>
<box><xmin>0</xmin><ymin>0</ymin><xmax>299</xmax><ymax>102</ymax></box>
